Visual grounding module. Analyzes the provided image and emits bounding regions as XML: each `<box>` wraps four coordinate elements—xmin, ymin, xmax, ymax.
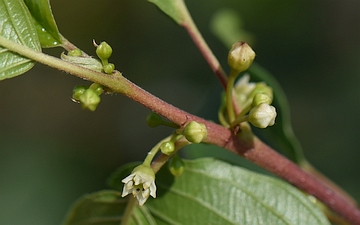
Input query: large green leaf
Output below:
<box><xmin>0</xmin><ymin>0</ymin><xmax>41</xmax><ymax>80</ymax></box>
<box><xmin>146</xmin><ymin>158</ymin><xmax>329</xmax><ymax>225</ymax></box>
<box><xmin>23</xmin><ymin>0</ymin><xmax>61</xmax><ymax>47</ymax></box>
<box><xmin>62</xmin><ymin>190</ymin><xmax>156</xmax><ymax>225</ymax></box>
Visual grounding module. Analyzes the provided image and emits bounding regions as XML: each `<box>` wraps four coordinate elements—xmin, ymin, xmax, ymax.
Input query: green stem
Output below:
<box><xmin>230</xmin><ymin>115</ymin><xmax>249</xmax><ymax>128</ymax></box>
<box><xmin>143</xmin><ymin>135</ymin><xmax>173</xmax><ymax>166</ymax></box>
<box><xmin>179</xmin><ymin>1</ymin><xmax>228</xmax><ymax>90</ymax></box>
<box><xmin>226</xmin><ymin>70</ymin><xmax>239</xmax><ymax>123</ymax></box>
<box><xmin>120</xmin><ymin>196</ymin><xmax>137</xmax><ymax>225</ymax></box>
<box><xmin>0</xmin><ymin>35</ymin><xmax>129</xmax><ymax>95</ymax></box>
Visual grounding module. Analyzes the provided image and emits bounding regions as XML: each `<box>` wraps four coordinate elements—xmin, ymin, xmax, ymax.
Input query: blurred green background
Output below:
<box><xmin>0</xmin><ymin>0</ymin><xmax>359</xmax><ymax>224</ymax></box>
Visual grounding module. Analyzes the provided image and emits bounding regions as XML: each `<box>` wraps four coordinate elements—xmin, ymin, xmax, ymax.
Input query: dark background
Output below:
<box><xmin>0</xmin><ymin>0</ymin><xmax>359</xmax><ymax>224</ymax></box>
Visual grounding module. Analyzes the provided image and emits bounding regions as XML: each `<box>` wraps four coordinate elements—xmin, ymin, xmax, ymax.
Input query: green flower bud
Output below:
<box><xmin>248</xmin><ymin>103</ymin><xmax>277</xmax><ymax>128</ymax></box>
<box><xmin>249</xmin><ymin>82</ymin><xmax>273</xmax><ymax>100</ymax></box>
<box><xmin>103</xmin><ymin>63</ymin><xmax>115</xmax><ymax>74</ymax></box>
<box><xmin>89</xmin><ymin>83</ymin><xmax>104</xmax><ymax>96</ymax></box>
<box><xmin>79</xmin><ymin>89</ymin><xmax>101</xmax><ymax>111</ymax></box>
<box><xmin>68</xmin><ymin>49</ymin><xmax>82</xmax><ymax>57</ymax></box>
<box><xmin>72</xmin><ymin>85</ymin><xmax>87</xmax><ymax>101</ymax></box>
<box><xmin>183</xmin><ymin>121</ymin><xmax>208</xmax><ymax>144</ymax></box>
<box><xmin>160</xmin><ymin>141</ymin><xmax>175</xmax><ymax>155</ymax></box>
<box><xmin>168</xmin><ymin>154</ymin><xmax>185</xmax><ymax>177</ymax></box>
<box><xmin>95</xmin><ymin>41</ymin><xmax>113</xmax><ymax>61</ymax></box>
<box><xmin>252</xmin><ymin>93</ymin><xmax>272</xmax><ymax>107</ymax></box>
<box><xmin>228</xmin><ymin>41</ymin><xmax>256</xmax><ymax>73</ymax></box>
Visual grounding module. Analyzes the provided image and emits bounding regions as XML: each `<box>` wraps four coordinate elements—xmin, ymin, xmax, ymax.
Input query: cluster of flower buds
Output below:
<box><xmin>225</xmin><ymin>41</ymin><xmax>277</xmax><ymax>129</ymax></box>
<box><xmin>234</xmin><ymin>75</ymin><xmax>277</xmax><ymax>128</ymax></box>
<box><xmin>72</xmin><ymin>83</ymin><xmax>103</xmax><ymax>111</ymax></box>
<box><xmin>94</xmin><ymin>40</ymin><xmax>115</xmax><ymax>74</ymax></box>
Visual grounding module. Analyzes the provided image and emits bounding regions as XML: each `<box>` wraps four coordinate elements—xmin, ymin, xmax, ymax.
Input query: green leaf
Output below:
<box><xmin>146</xmin><ymin>158</ymin><xmax>330</xmax><ymax>225</ymax></box>
<box><xmin>62</xmin><ymin>190</ymin><xmax>156</xmax><ymax>225</ymax></box>
<box><xmin>148</xmin><ymin>0</ymin><xmax>185</xmax><ymax>24</ymax></box>
<box><xmin>23</xmin><ymin>0</ymin><xmax>62</xmax><ymax>47</ymax></box>
<box><xmin>107</xmin><ymin>161</ymin><xmax>142</xmax><ymax>191</ymax></box>
<box><xmin>210</xmin><ymin>8</ymin><xmax>255</xmax><ymax>47</ymax></box>
<box><xmin>0</xmin><ymin>0</ymin><xmax>41</xmax><ymax>80</ymax></box>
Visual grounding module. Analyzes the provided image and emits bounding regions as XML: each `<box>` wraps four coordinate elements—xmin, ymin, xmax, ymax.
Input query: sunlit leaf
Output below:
<box><xmin>23</xmin><ymin>0</ymin><xmax>62</xmax><ymax>47</ymax></box>
<box><xmin>0</xmin><ymin>0</ymin><xmax>41</xmax><ymax>80</ymax></box>
<box><xmin>62</xmin><ymin>190</ymin><xmax>156</xmax><ymax>225</ymax></box>
<box><xmin>148</xmin><ymin>0</ymin><xmax>185</xmax><ymax>24</ymax></box>
<box><xmin>146</xmin><ymin>158</ymin><xmax>329</xmax><ymax>225</ymax></box>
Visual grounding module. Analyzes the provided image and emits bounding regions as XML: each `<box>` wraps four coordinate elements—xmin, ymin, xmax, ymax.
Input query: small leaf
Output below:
<box><xmin>62</xmin><ymin>190</ymin><xmax>156</xmax><ymax>225</ymax></box>
<box><xmin>23</xmin><ymin>0</ymin><xmax>62</xmax><ymax>47</ymax></box>
<box><xmin>61</xmin><ymin>52</ymin><xmax>103</xmax><ymax>72</ymax></box>
<box><xmin>148</xmin><ymin>0</ymin><xmax>185</xmax><ymax>24</ymax></box>
<box><xmin>146</xmin><ymin>158</ymin><xmax>330</xmax><ymax>225</ymax></box>
<box><xmin>0</xmin><ymin>0</ymin><xmax>41</xmax><ymax>80</ymax></box>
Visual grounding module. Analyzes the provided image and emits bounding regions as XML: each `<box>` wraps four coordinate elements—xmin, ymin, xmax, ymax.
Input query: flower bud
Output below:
<box><xmin>249</xmin><ymin>82</ymin><xmax>273</xmax><ymax>100</ymax></box>
<box><xmin>95</xmin><ymin>41</ymin><xmax>113</xmax><ymax>61</ymax></box>
<box><xmin>182</xmin><ymin>121</ymin><xmax>208</xmax><ymax>144</ymax></box>
<box><xmin>248</xmin><ymin>103</ymin><xmax>277</xmax><ymax>128</ymax></box>
<box><xmin>89</xmin><ymin>83</ymin><xmax>104</xmax><ymax>96</ymax></box>
<box><xmin>160</xmin><ymin>141</ymin><xmax>175</xmax><ymax>155</ymax></box>
<box><xmin>103</xmin><ymin>63</ymin><xmax>115</xmax><ymax>74</ymax></box>
<box><xmin>72</xmin><ymin>85</ymin><xmax>87</xmax><ymax>101</ymax></box>
<box><xmin>168</xmin><ymin>154</ymin><xmax>185</xmax><ymax>177</ymax></box>
<box><xmin>68</xmin><ymin>49</ymin><xmax>82</xmax><ymax>57</ymax></box>
<box><xmin>252</xmin><ymin>93</ymin><xmax>272</xmax><ymax>107</ymax></box>
<box><xmin>228</xmin><ymin>41</ymin><xmax>256</xmax><ymax>73</ymax></box>
<box><xmin>79</xmin><ymin>89</ymin><xmax>101</xmax><ymax>111</ymax></box>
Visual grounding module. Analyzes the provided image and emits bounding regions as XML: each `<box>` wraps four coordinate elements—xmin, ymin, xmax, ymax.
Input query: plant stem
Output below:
<box><xmin>226</xmin><ymin>70</ymin><xmax>239</xmax><ymax>123</ymax></box>
<box><xmin>179</xmin><ymin>3</ymin><xmax>228</xmax><ymax>90</ymax></box>
<box><xmin>1</xmin><ymin>36</ymin><xmax>360</xmax><ymax>225</ymax></box>
<box><xmin>143</xmin><ymin>135</ymin><xmax>172</xmax><ymax>167</ymax></box>
<box><xmin>120</xmin><ymin>196</ymin><xmax>137</xmax><ymax>225</ymax></box>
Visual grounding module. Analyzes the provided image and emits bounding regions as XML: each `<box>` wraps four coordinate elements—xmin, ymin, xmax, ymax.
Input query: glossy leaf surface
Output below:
<box><xmin>24</xmin><ymin>0</ymin><xmax>62</xmax><ymax>47</ymax></box>
<box><xmin>146</xmin><ymin>158</ymin><xmax>329</xmax><ymax>225</ymax></box>
<box><xmin>62</xmin><ymin>190</ymin><xmax>156</xmax><ymax>225</ymax></box>
<box><xmin>0</xmin><ymin>0</ymin><xmax>41</xmax><ymax>80</ymax></box>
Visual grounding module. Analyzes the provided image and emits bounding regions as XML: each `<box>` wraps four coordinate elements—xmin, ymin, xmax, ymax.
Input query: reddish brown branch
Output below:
<box><xmin>121</xmin><ymin>76</ymin><xmax>360</xmax><ymax>225</ymax></box>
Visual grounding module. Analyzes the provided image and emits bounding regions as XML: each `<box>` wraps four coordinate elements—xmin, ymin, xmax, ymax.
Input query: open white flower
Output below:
<box><xmin>121</xmin><ymin>164</ymin><xmax>156</xmax><ymax>206</ymax></box>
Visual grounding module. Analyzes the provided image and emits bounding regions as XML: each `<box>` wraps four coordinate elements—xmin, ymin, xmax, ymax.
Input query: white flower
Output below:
<box><xmin>234</xmin><ymin>74</ymin><xmax>256</xmax><ymax>106</ymax></box>
<box><xmin>248</xmin><ymin>103</ymin><xmax>277</xmax><ymax>128</ymax></box>
<box><xmin>121</xmin><ymin>164</ymin><xmax>156</xmax><ymax>206</ymax></box>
